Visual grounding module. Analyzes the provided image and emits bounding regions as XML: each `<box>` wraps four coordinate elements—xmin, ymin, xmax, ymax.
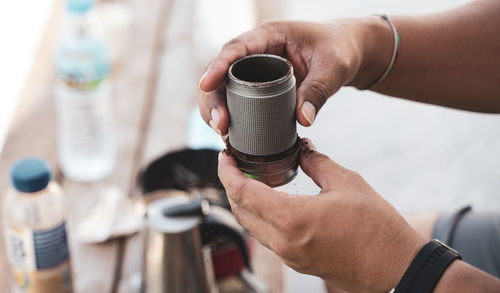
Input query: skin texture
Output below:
<box><xmin>362</xmin><ymin>1</ymin><xmax>500</xmax><ymax>112</ymax></box>
<box><xmin>199</xmin><ymin>0</ymin><xmax>500</xmax><ymax>291</ymax></box>
<box><xmin>198</xmin><ymin>19</ymin><xmax>369</xmax><ymax>132</ymax></box>
<box><xmin>218</xmin><ymin>139</ymin><xmax>427</xmax><ymax>292</ymax></box>
<box><xmin>199</xmin><ymin>0</ymin><xmax>500</xmax><ymax>135</ymax></box>
<box><xmin>219</xmin><ymin>141</ymin><xmax>500</xmax><ymax>292</ymax></box>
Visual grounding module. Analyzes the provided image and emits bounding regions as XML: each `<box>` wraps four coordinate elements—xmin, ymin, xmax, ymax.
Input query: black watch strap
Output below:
<box><xmin>394</xmin><ymin>239</ymin><xmax>462</xmax><ymax>293</ymax></box>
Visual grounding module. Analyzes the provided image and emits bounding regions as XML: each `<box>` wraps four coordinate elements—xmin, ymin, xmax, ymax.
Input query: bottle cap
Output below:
<box><xmin>67</xmin><ymin>0</ymin><xmax>94</xmax><ymax>14</ymax></box>
<box><xmin>10</xmin><ymin>158</ymin><xmax>52</xmax><ymax>193</ymax></box>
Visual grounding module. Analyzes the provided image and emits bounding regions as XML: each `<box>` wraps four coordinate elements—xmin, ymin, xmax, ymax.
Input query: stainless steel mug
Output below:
<box><xmin>144</xmin><ymin>196</ymin><xmax>215</xmax><ymax>293</ymax></box>
<box><xmin>143</xmin><ymin>195</ymin><xmax>252</xmax><ymax>293</ymax></box>
<box><xmin>226</xmin><ymin>54</ymin><xmax>300</xmax><ymax>187</ymax></box>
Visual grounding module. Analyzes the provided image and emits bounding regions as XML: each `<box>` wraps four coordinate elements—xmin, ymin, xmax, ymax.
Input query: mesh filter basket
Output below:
<box><xmin>227</xmin><ymin>54</ymin><xmax>299</xmax><ymax>187</ymax></box>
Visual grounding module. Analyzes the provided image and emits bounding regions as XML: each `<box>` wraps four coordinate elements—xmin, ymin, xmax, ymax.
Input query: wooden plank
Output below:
<box><xmin>118</xmin><ymin>0</ymin><xmax>284</xmax><ymax>291</ymax></box>
<box><xmin>0</xmin><ymin>0</ymin><xmax>165</xmax><ymax>292</ymax></box>
<box><xmin>60</xmin><ymin>0</ymin><xmax>166</xmax><ymax>291</ymax></box>
<box><xmin>138</xmin><ymin>0</ymin><xmax>199</xmax><ymax>164</ymax></box>
<box><xmin>112</xmin><ymin>0</ymin><xmax>176</xmax><ymax>291</ymax></box>
<box><xmin>117</xmin><ymin>0</ymin><xmax>198</xmax><ymax>291</ymax></box>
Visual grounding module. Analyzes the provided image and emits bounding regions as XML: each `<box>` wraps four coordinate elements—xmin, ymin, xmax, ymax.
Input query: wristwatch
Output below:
<box><xmin>391</xmin><ymin>239</ymin><xmax>462</xmax><ymax>293</ymax></box>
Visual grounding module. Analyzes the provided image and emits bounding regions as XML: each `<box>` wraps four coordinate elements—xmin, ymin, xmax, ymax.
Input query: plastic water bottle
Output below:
<box><xmin>2</xmin><ymin>158</ymin><xmax>73</xmax><ymax>293</ymax></box>
<box><xmin>54</xmin><ymin>0</ymin><xmax>116</xmax><ymax>182</ymax></box>
<box><xmin>185</xmin><ymin>107</ymin><xmax>225</xmax><ymax>150</ymax></box>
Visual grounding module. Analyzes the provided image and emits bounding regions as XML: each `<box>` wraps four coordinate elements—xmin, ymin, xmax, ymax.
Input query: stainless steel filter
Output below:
<box><xmin>226</xmin><ymin>54</ymin><xmax>300</xmax><ymax>187</ymax></box>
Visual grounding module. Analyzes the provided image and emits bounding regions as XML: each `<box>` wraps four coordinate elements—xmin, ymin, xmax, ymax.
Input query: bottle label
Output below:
<box><xmin>4</xmin><ymin>222</ymin><xmax>72</xmax><ymax>292</ymax></box>
<box><xmin>33</xmin><ymin>223</ymin><xmax>69</xmax><ymax>270</ymax></box>
<box><xmin>55</xmin><ymin>38</ymin><xmax>110</xmax><ymax>91</ymax></box>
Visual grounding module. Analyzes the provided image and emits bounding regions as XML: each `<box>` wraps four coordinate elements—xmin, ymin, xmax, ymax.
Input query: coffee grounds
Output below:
<box><xmin>226</xmin><ymin>136</ymin><xmax>301</xmax><ymax>163</ymax></box>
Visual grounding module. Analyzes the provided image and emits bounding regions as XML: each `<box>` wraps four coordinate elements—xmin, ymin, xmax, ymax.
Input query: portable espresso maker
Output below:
<box><xmin>226</xmin><ymin>54</ymin><xmax>300</xmax><ymax>187</ymax></box>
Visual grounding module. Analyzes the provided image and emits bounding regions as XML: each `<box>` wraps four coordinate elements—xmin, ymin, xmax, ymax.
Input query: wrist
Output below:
<box><xmin>374</xmin><ymin>227</ymin><xmax>427</xmax><ymax>293</ymax></box>
<box><xmin>348</xmin><ymin>15</ymin><xmax>395</xmax><ymax>89</ymax></box>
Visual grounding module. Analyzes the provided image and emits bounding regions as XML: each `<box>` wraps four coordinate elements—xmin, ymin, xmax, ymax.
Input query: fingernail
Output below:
<box><xmin>301</xmin><ymin>101</ymin><xmax>316</xmax><ymax>125</ymax></box>
<box><xmin>199</xmin><ymin>65</ymin><xmax>214</xmax><ymax>89</ymax></box>
<box><xmin>209</xmin><ymin>120</ymin><xmax>221</xmax><ymax>136</ymax></box>
<box><xmin>199</xmin><ymin>71</ymin><xmax>208</xmax><ymax>89</ymax></box>
<box><xmin>218</xmin><ymin>151</ymin><xmax>223</xmax><ymax>161</ymax></box>
<box><xmin>210</xmin><ymin>108</ymin><xmax>221</xmax><ymax>134</ymax></box>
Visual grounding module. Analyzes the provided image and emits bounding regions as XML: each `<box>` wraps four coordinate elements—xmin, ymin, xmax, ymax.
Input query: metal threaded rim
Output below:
<box><xmin>227</xmin><ymin>54</ymin><xmax>295</xmax><ymax>96</ymax></box>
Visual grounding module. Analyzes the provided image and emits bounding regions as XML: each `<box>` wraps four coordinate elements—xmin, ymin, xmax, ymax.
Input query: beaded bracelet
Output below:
<box><xmin>366</xmin><ymin>14</ymin><xmax>400</xmax><ymax>90</ymax></box>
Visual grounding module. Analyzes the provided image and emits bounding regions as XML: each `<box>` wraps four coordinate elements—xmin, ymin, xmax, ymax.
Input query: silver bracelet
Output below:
<box><xmin>366</xmin><ymin>14</ymin><xmax>400</xmax><ymax>89</ymax></box>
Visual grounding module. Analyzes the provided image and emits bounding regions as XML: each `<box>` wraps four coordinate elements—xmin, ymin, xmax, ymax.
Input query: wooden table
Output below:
<box><xmin>0</xmin><ymin>0</ymin><xmax>283</xmax><ymax>292</ymax></box>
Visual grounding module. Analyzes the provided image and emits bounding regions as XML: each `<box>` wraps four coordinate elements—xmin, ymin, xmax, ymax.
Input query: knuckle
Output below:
<box><xmin>315</xmin><ymin>152</ymin><xmax>332</xmax><ymax>163</ymax></box>
<box><xmin>297</xmin><ymin>231</ymin><xmax>314</xmax><ymax>252</ymax></box>
<box><xmin>334</xmin><ymin>56</ymin><xmax>350</xmax><ymax>76</ymax></box>
<box><xmin>222</xmin><ymin>37</ymin><xmax>247</xmax><ymax>54</ymax></box>
<box><xmin>332</xmin><ymin>54</ymin><xmax>353</xmax><ymax>84</ymax></box>
<box><xmin>280</xmin><ymin>216</ymin><xmax>300</xmax><ymax>234</ymax></box>
<box><xmin>345</xmin><ymin>169</ymin><xmax>363</xmax><ymax>183</ymax></box>
<box><xmin>257</xmin><ymin>21</ymin><xmax>279</xmax><ymax>32</ymax></box>
<box><xmin>292</xmin><ymin>215</ymin><xmax>315</xmax><ymax>251</ymax></box>
<box><xmin>277</xmin><ymin>207</ymin><xmax>307</xmax><ymax>235</ymax></box>
<box><xmin>307</xmin><ymin>80</ymin><xmax>331</xmax><ymax>106</ymax></box>
<box><xmin>223</xmin><ymin>37</ymin><xmax>240</xmax><ymax>47</ymax></box>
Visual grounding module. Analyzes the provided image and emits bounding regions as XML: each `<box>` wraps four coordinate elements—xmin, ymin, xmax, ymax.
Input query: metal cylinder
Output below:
<box><xmin>226</xmin><ymin>54</ymin><xmax>299</xmax><ymax>187</ymax></box>
<box><xmin>144</xmin><ymin>196</ymin><xmax>215</xmax><ymax>293</ymax></box>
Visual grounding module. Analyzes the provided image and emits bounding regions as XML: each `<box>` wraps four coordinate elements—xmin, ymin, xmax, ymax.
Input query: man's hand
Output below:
<box><xmin>218</xmin><ymin>138</ymin><xmax>426</xmax><ymax>292</ymax></box>
<box><xmin>198</xmin><ymin>20</ymin><xmax>381</xmax><ymax>135</ymax></box>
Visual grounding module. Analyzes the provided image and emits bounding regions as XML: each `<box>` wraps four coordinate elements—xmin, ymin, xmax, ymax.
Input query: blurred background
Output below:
<box><xmin>2</xmin><ymin>0</ymin><xmax>499</xmax><ymax>292</ymax></box>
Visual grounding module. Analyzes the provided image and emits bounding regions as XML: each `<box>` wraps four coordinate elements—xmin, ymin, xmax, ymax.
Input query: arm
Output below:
<box><xmin>353</xmin><ymin>0</ymin><xmax>500</xmax><ymax>112</ymax></box>
<box><xmin>435</xmin><ymin>261</ymin><xmax>500</xmax><ymax>292</ymax></box>
<box><xmin>199</xmin><ymin>0</ymin><xmax>500</xmax><ymax>136</ymax></box>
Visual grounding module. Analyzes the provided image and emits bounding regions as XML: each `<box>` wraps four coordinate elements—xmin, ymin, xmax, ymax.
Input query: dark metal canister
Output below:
<box><xmin>226</xmin><ymin>54</ymin><xmax>299</xmax><ymax>187</ymax></box>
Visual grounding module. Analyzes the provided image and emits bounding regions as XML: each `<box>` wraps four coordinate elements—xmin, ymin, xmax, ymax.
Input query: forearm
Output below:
<box><xmin>351</xmin><ymin>0</ymin><xmax>500</xmax><ymax>113</ymax></box>
<box><xmin>435</xmin><ymin>261</ymin><xmax>500</xmax><ymax>292</ymax></box>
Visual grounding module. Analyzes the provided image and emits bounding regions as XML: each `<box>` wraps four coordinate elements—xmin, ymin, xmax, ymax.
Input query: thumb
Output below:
<box><xmin>299</xmin><ymin>138</ymin><xmax>352</xmax><ymax>191</ymax></box>
<box><xmin>296</xmin><ymin>61</ymin><xmax>344</xmax><ymax>127</ymax></box>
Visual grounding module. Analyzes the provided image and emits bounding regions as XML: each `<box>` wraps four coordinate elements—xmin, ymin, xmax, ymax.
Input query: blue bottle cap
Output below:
<box><xmin>67</xmin><ymin>0</ymin><xmax>94</xmax><ymax>14</ymax></box>
<box><xmin>10</xmin><ymin>158</ymin><xmax>52</xmax><ymax>193</ymax></box>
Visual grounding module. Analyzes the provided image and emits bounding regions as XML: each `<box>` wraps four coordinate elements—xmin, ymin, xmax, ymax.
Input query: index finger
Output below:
<box><xmin>199</xmin><ymin>24</ymin><xmax>287</xmax><ymax>92</ymax></box>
